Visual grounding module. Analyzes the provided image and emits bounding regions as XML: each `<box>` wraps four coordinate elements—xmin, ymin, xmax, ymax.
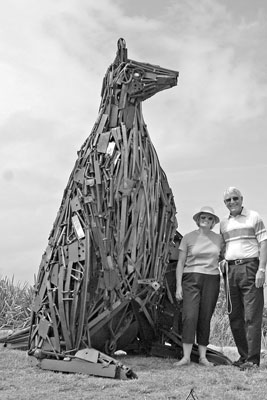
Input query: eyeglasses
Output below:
<box><xmin>200</xmin><ymin>215</ymin><xmax>214</xmax><ymax>221</ymax></box>
<box><xmin>225</xmin><ymin>197</ymin><xmax>239</xmax><ymax>203</ymax></box>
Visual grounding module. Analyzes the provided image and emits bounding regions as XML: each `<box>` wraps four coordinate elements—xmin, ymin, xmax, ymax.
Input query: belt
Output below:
<box><xmin>227</xmin><ymin>257</ymin><xmax>259</xmax><ymax>266</ymax></box>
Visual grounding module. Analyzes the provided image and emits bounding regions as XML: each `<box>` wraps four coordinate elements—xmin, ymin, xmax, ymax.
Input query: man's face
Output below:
<box><xmin>224</xmin><ymin>192</ymin><xmax>243</xmax><ymax>216</ymax></box>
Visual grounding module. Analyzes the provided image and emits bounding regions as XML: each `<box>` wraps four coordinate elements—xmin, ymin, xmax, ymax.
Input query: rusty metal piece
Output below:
<box><xmin>28</xmin><ymin>346</ymin><xmax>137</xmax><ymax>379</ymax></box>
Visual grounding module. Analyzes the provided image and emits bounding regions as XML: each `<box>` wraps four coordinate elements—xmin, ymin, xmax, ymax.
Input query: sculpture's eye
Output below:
<box><xmin>133</xmin><ymin>69</ymin><xmax>144</xmax><ymax>79</ymax></box>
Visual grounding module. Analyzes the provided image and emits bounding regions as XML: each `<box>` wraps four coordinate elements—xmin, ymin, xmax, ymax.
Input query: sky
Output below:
<box><xmin>1</xmin><ymin>0</ymin><xmax>267</xmax><ymax>285</ymax></box>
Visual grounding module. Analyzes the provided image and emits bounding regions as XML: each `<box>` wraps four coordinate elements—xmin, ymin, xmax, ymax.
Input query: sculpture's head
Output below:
<box><xmin>101</xmin><ymin>38</ymin><xmax>179</xmax><ymax>104</ymax></box>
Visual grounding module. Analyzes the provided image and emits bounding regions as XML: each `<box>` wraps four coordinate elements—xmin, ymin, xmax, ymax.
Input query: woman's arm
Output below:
<box><xmin>175</xmin><ymin>249</ymin><xmax>187</xmax><ymax>301</ymax></box>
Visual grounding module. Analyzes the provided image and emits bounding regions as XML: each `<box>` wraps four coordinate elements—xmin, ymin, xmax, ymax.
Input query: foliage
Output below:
<box><xmin>210</xmin><ymin>282</ymin><xmax>235</xmax><ymax>347</ymax></box>
<box><xmin>0</xmin><ymin>276</ymin><xmax>33</xmax><ymax>329</ymax></box>
<box><xmin>210</xmin><ymin>281</ymin><xmax>267</xmax><ymax>348</ymax></box>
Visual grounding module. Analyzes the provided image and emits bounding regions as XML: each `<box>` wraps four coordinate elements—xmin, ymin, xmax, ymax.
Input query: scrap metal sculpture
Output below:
<box><xmin>27</xmin><ymin>39</ymin><xmax>231</xmax><ymax>378</ymax></box>
<box><xmin>28</xmin><ymin>38</ymin><xmax>180</xmax><ymax>378</ymax></box>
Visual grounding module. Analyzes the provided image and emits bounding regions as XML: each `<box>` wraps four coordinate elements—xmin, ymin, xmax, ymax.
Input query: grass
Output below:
<box><xmin>2</xmin><ymin>276</ymin><xmax>267</xmax><ymax>399</ymax></box>
<box><xmin>1</xmin><ymin>347</ymin><xmax>267</xmax><ymax>400</ymax></box>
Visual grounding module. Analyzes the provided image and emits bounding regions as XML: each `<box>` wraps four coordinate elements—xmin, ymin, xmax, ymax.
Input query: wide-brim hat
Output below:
<box><xmin>193</xmin><ymin>206</ymin><xmax>220</xmax><ymax>225</ymax></box>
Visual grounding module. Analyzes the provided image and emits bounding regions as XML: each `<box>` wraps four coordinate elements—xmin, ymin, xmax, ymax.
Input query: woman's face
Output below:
<box><xmin>199</xmin><ymin>213</ymin><xmax>214</xmax><ymax>229</ymax></box>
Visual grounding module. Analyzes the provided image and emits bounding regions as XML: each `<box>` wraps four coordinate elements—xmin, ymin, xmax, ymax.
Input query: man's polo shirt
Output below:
<box><xmin>220</xmin><ymin>207</ymin><xmax>267</xmax><ymax>260</ymax></box>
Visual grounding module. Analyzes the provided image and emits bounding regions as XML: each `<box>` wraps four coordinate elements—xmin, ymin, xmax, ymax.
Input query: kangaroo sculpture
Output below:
<box><xmin>27</xmin><ymin>39</ymin><xmax>230</xmax><ymax>379</ymax></box>
<box><xmin>27</xmin><ymin>38</ymin><xmax>179</xmax><ymax>377</ymax></box>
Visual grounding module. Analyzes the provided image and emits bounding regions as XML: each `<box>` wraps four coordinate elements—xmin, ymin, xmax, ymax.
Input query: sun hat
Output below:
<box><xmin>193</xmin><ymin>206</ymin><xmax>220</xmax><ymax>225</ymax></box>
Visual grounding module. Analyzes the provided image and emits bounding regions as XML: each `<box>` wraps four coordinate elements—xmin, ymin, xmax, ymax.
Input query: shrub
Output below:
<box><xmin>209</xmin><ymin>282</ymin><xmax>235</xmax><ymax>347</ymax></box>
<box><xmin>0</xmin><ymin>276</ymin><xmax>33</xmax><ymax>330</ymax></box>
<box><xmin>210</xmin><ymin>281</ymin><xmax>267</xmax><ymax>348</ymax></box>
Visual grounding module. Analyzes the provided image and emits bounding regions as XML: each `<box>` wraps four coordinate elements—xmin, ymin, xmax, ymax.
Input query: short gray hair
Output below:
<box><xmin>223</xmin><ymin>186</ymin><xmax>243</xmax><ymax>200</ymax></box>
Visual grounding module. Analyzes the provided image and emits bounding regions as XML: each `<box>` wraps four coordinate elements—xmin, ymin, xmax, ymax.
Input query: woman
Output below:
<box><xmin>175</xmin><ymin>206</ymin><xmax>222</xmax><ymax>367</ymax></box>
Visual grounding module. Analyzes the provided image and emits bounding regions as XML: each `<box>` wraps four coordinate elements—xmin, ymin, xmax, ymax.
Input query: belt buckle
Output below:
<box><xmin>235</xmin><ymin>259</ymin><xmax>243</xmax><ymax>265</ymax></box>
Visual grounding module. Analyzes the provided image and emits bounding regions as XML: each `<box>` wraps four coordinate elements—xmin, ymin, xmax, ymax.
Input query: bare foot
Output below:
<box><xmin>199</xmin><ymin>357</ymin><xmax>213</xmax><ymax>366</ymax></box>
<box><xmin>173</xmin><ymin>357</ymin><xmax>190</xmax><ymax>367</ymax></box>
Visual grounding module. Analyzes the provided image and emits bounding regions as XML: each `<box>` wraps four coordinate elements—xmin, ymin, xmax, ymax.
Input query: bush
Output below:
<box><xmin>209</xmin><ymin>282</ymin><xmax>235</xmax><ymax>347</ymax></box>
<box><xmin>210</xmin><ymin>281</ymin><xmax>267</xmax><ymax>348</ymax></box>
<box><xmin>0</xmin><ymin>276</ymin><xmax>33</xmax><ymax>330</ymax></box>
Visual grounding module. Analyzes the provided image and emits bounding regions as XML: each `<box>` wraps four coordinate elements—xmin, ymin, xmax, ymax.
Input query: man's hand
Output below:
<box><xmin>255</xmin><ymin>270</ymin><xmax>266</xmax><ymax>288</ymax></box>
<box><xmin>176</xmin><ymin>285</ymin><xmax>183</xmax><ymax>301</ymax></box>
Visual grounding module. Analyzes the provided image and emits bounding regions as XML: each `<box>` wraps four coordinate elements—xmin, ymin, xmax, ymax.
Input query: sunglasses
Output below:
<box><xmin>200</xmin><ymin>215</ymin><xmax>214</xmax><ymax>221</ymax></box>
<box><xmin>225</xmin><ymin>196</ymin><xmax>239</xmax><ymax>203</ymax></box>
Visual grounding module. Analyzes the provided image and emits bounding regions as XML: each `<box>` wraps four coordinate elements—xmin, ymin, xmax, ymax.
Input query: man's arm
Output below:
<box><xmin>255</xmin><ymin>239</ymin><xmax>267</xmax><ymax>288</ymax></box>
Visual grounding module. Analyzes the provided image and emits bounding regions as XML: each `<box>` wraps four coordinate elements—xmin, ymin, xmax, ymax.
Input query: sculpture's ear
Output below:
<box><xmin>115</xmin><ymin>38</ymin><xmax>128</xmax><ymax>64</ymax></box>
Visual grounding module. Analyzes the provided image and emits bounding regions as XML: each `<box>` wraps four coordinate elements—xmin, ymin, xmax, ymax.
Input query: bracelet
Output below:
<box><xmin>258</xmin><ymin>268</ymin><xmax>266</xmax><ymax>273</ymax></box>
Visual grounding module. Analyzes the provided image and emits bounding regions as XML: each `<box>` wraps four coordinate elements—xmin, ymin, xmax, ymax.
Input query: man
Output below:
<box><xmin>220</xmin><ymin>187</ymin><xmax>267</xmax><ymax>369</ymax></box>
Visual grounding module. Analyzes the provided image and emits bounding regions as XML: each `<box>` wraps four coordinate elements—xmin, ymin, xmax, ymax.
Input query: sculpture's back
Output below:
<box><xmin>28</xmin><ymin>39</ymin><xmax>179</xmax><ymax>377</ymax></box>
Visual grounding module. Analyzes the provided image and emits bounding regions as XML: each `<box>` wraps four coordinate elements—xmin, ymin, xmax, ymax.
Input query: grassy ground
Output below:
<box><xmin>2</xmin><ymin>277</ymin><xmax>267</xmax><ymax>399</ymax></box>
<box><xmin>1</xmin><ymin>346</ymin><xmax>267</xmax><ymax>400</ymax></box>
